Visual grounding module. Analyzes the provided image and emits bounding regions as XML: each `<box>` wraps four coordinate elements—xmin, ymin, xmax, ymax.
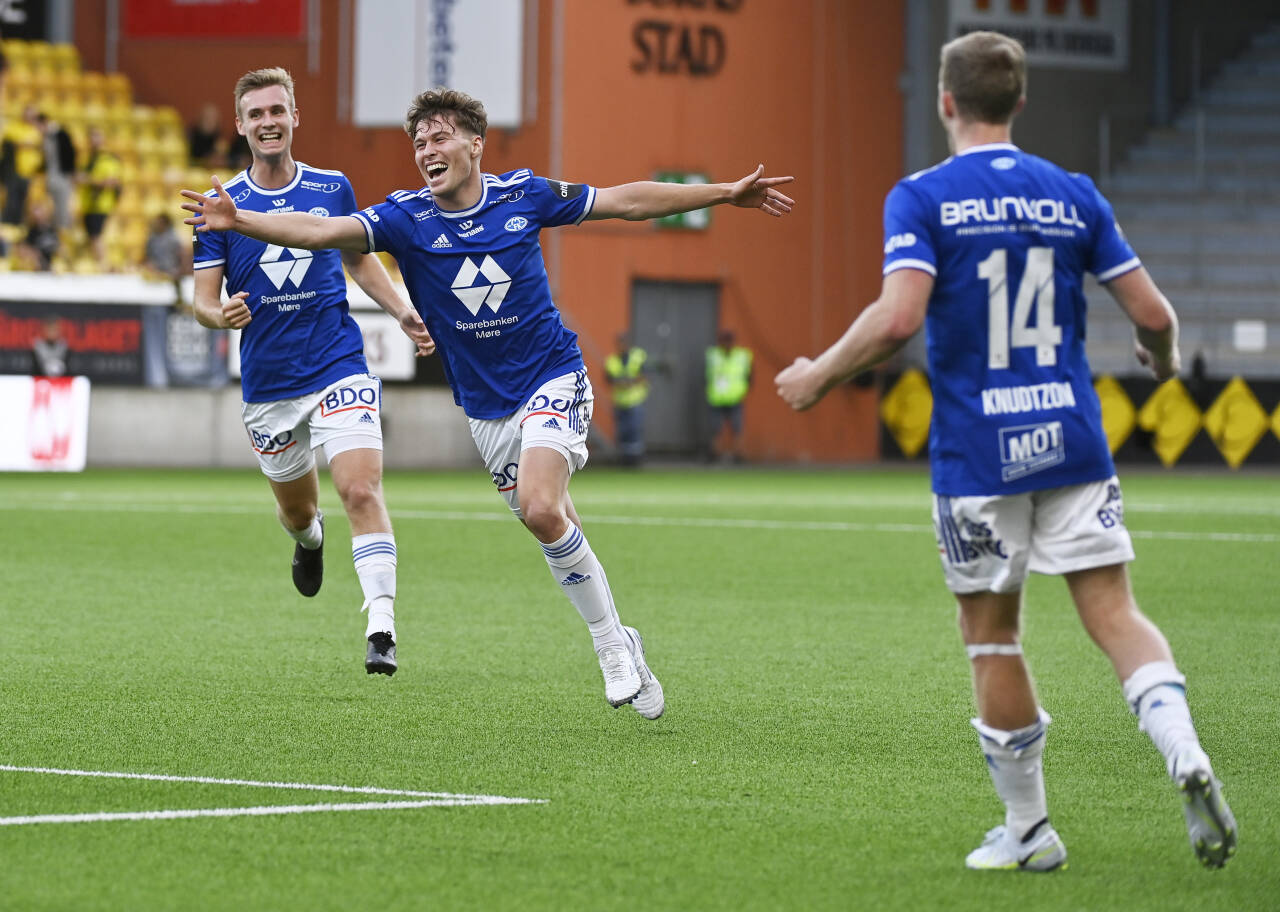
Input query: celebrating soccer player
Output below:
<box><xmin>189</xmin><ymin>68</ymin><xmax>436</xmax><ymax>676</ymax></box>
<box><xmin>183</xmin><ymin>88</ymin><xmax>794</xmax><ymax>718</ymax></box>
<box><xmin>775</xmin><ymin>32</ymin><xmax>1234</xmax><ymax>871</ymax></box>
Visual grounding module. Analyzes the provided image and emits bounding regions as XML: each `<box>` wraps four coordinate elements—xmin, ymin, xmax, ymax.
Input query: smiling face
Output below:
<box><xmin>412</xmin><ymin>114</ymin><xmax>484</xmax><ymax>211</ymax></box>
<box><xmin>235</xmin><ymin>84</ymin><xmax>298</xmax><ymax>164</ymax></box>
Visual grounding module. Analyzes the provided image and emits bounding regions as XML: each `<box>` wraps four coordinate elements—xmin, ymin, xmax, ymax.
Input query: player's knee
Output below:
<box><xmin>335</xmin><ymin>474</ymin><xmax>382</xmax><ymax>514</ymax></box>
<box><xmin>521</xmin><ymin>495</ymin><xmax>566</xmax><ymax>539</ymax></box>
<box><xmin>278</xmin><ymin>503</ymin><xmax>316</xmax><ymax>531</ymax></box>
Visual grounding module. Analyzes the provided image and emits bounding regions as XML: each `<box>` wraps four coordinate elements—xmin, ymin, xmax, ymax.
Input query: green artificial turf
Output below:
<box><xmin>0</xmin><ymin>467</ymin><xmax>1275</xmax><ymax>910</ymax></box>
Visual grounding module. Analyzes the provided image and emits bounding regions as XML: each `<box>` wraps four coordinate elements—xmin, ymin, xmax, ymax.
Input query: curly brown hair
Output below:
<box><xmin>403</xmin><ymin>88</ymin><xmax>488</xmax><ymax>139</ymax></box>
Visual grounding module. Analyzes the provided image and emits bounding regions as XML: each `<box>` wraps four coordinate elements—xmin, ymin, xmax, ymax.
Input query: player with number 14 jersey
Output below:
<box><xmin>881</xmin><ymin>143</ymin><xmax>1139</xmax><ymax>496</ymax></box>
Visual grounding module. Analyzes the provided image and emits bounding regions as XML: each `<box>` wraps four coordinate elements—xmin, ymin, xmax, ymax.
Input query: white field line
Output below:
<box><xmin>0</xmin><ymin>799</ymin><xmax>528</xmax><ymax>827</ymax></box>
<box><xmin>10</xmin><ymin>489</ymin><xmax>1280</xmax><ymax>515</ymax></box>
<box><xmin>0</xmin><ymin>500</ymin><xmax>1276</xmax><ymax>543</ymax></box>
<box><xmin>0</xmin><ymin>764</ymin><xmax>544</xmax><ymax>827</ymax></box>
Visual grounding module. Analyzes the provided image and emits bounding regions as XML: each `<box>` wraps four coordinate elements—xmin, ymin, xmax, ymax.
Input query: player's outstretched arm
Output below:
<box><xmin>1103</xmin><ymin>266</ymin><xmax>1180</xmax><ymax>380</ymax></box>
<box><xmin>180</xmin><ymin>175</ymin><xmax>368</xmax><ymax>253</ymax></box>
<box><xmin>588</xmin><ymin>165</ymin><xmax>794</xmax><ymax>221</ymax></box>
<box><xmin>776</xmin><ymin>269</ymin><xmax>932</xmax><ymax>411</ymax></box>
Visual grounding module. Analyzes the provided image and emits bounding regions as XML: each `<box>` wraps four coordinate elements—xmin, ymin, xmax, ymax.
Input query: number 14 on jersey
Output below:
<box><xmin>979</xmin><ymin>246</ymin><xmax>1062</xmax><ymax>370</ymax></box>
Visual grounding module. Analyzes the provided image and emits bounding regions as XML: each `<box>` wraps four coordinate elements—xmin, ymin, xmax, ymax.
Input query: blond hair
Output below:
<box><xmin>234</xmin><ymin>67</ymin><xmax>296</xmax><ymax>118</ymax></box>
<box><xmin>403</xmin><ymin>88</ymin><xmax>488</xmax><ymax>139</ymax></box>
<box><xmin>939</xmin><ymin>31</ymin><xmax>1026</xmax><ymax>124</ymax></box>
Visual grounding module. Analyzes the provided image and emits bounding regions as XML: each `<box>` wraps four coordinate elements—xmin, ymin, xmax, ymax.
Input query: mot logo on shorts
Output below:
<box><xmin>451</xmin><ymin>255</ymin><xmax>512</xmax><ymax>316</ymax></box>
<box><xmin>999</xmin><ymin>421</ymin><xmax>1065</xmax><ymax>482</ymax></box>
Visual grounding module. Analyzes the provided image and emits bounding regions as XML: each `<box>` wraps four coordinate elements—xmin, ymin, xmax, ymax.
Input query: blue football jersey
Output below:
<box><xmin>882</xmin><ymin>143</ymin><xmax>1140</xmax><ymax>496</ymax></box>
<box><xmin>351</xmin><ymin>169</ymin><xmax>594</xmax><ymax>419</ymax></box>
<box><xmin>193</xmin><ymin>163</ymin><xmax>369</xmax><ymax>402</ymax></box>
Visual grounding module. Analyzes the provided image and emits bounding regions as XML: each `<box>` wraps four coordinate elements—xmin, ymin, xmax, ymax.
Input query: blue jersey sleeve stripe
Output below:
<box><xmin>572</xmin><ymin>187</ymin><xmax>596</xmax><ymax>225</ymax></box>
<box><xmin>193</xmin><ymin>258</ymin><xmax>225</xmax><ymax>269</ymax></box>
<box><xmin>351</xmin><ymin>212</ymin><xmax>377</xmax><ymax>253</ymax></box>
<box><xmin>1095</xmin><ymin>256</ymin><xmax>1141</xmax><ymax>283</ymax></box>
<box><xmin>884</xmin><ymin>258</ymin><xmax>936</xmax><ymax>277</ymax></box>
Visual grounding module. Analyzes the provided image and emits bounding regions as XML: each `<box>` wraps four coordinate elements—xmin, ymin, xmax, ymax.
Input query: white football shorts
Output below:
<box><xmin>932</xmin><ymin>475</ymin><xmax>1136</xmax><ymax>594</ymax></box>
<box><xmin>469</xmin><ymin>369</ymin><xmax>593</xmax><ymax>517</ymax></box>
<box><xmin>241</xmin><ymin>372</ymin><xmax>384</xmax><ymax>482</ymax></box>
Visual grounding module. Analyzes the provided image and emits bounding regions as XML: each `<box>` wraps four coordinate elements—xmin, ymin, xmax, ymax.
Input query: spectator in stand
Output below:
<box><xmin>38</xmin><ymin>111</ymin><xmax>77</xmax><ymax>230</ymax></box>
<box><xmin>77</xmin><ymin>127</ymin><xmax>122</xmax><ymax>270</ymax></box>
<box><xmin>226</xmin><ymin>131</ymin><xmax>251</xmax><ymax>172</ymax></box>
<box><xmin>31</xmin><ymin>315</ymin><xmax>69</xmax><ymax>376</ymax></box>
<box><xmin>188</xmin><ymin>102</ymin><xmax>228</xmax><ymax>169</ymax></box>
<box><xmin>1</xmin><ymin>105</ymin><xmax>45</xmax><ymax>225</ymax></box>
<box><xmin>15</xmin><ymin>198</ymin><xmax>60</xmax><ymax>271</ymax></box>
<box><xmin>142</xmin><ymin>212</ymin><xmax>189</xmax><ymax>280</ymax></box>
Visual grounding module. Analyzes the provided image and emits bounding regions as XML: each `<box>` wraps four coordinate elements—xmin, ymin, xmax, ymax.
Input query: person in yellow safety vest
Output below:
<box><xmin>706</xmin><ymin>329</ymin><xmax>753</xmax><ymax>462</ymax></box>
<box><xmin>604</xmin><ymin>332</ymin><xmax>649</xmax><ymax>467</ymax></box>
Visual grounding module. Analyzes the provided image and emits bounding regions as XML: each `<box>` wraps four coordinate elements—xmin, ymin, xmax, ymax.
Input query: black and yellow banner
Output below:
<box><xmin>879</xmin><ymin>370</ymin><xmax>1280</xmax><ymax>468</ymax></box>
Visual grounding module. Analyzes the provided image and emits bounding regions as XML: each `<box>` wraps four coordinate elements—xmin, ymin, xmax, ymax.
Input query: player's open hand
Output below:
<box><xmin>399</xmin><ymin>309</ymin><xmax>436</xmax><ymax>357</ymax></box>
<box><xmin>221</xmin><ymin>291</ymin><xmax>252</xmax><ymax>330</ymax></box>
<box><xmin>181</xmin><ymin>175</ymin><xmax>238</xmax><ymax>233</ymax></box>
<box><xmin>729</xmin><ymin>165</ymin><xmax>795</xmax><ymax>217</ymax></box>
<box><xmin>775</xmin><ymin>357</ymin><xmax>825</xmax><ymax>411</ymax></box>
<box><xmin>1134</xmin><ymin>338</ymin><xmax>1180</xmax><ymax>381</ymax></box>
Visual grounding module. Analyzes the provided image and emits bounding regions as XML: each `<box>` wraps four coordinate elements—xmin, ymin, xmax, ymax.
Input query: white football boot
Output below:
<box><xmin>596</xmin><ymin>643</ymin><xmax>641</xmax><ymax>708</ymax></box>
<box><xmin>1172</xmin><ymin>748</ymin><xmax>1238</xmax><ymax>868</ymax></box>
<box><xmin>965</xmin><ymin>820</ymin><xmax>1067</xmax><ymax>872</ymax></box>
<box><xmin>623</xmin><ymin>626</ymin><xmax>664</xmax><ymax>720</ymax></box>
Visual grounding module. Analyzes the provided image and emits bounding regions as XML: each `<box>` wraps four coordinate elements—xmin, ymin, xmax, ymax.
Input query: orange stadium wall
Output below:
<box><xmin>78</xmin><ymin>0</ymin><xmax>903</xmax><ymax>464</ymax></box>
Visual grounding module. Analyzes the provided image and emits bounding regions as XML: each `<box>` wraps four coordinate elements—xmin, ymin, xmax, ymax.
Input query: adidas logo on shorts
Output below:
<box><xmin>431</xmin><ymin>234</ymin><xmax>452</xmax><ymax>248</ymax></box>
<box><xmin>542</xmin><ymin>417</ymin><xmax>561</xmax><ymax>430</ymax></box>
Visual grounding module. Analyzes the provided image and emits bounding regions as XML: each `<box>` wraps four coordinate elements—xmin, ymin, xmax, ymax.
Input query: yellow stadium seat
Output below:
<box><xmin>4</xmin><ymin>66</ymin><xmax>35</xmax><ymax>93</ymax></box>
<box><xmin>78</xmin><ymin>71</ymin><xmax>106</xmax><ymax>106</ymax></box>
<box><xmin>154</xmin><ymin>105</ymin><xmax>182</xmax><ymax>129</ymax></box>
<box><xmin>104</xmin><ymin>72</ymin><xmax>132</xmax><ymax>107</ymax></box>
<box><xmin>50</xmin><ymin>44</ymin><xmax>81</xmax><ymax>75</ymax></box>
<box><xmin>2</xmin><ymin>39</ymin><xmax>30</xmax><ymax>65</ymax></box>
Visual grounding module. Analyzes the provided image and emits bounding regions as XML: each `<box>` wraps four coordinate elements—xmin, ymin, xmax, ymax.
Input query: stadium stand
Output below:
<box><xmin>1086</xmin><ymin>21</ymin><xmax>1280</xmax><ymax>378</ymax></box>
<box><xmin>0</xmin><ymin>38</ymin><xmax>230</xmax><ymax>274</ymax></box>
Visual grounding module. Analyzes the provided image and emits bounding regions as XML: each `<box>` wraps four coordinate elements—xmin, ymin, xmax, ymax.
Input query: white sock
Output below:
<box><xmin>353</xmin><ymin>533</ymin><xmax>396</xmax><ymax>640</ymax></box>
<box><xmin>972</xmin><ymin>709</ymin><xmax>1051</xmax><ymax>840</ymax></box>
<box><xmin>281</xmin><ymin>511</ymin><xmax>323</xmax><ymax>550</ymax></box>
<box><xmin>541</xmin><ymin>524</ymin><xmax>625</xmax><ymax>651</ymax></box>
<box><xmin>1123</xmin><ymin>661</ymin><xmax>1206</xmax><ymax>778</ymax></box>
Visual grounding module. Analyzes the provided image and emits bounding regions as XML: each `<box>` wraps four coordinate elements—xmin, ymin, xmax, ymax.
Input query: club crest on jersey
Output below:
<box><xmin>451</xmin><ymin>255</ymin><xmax>511</xmax><ymax>315</ymax></box>
<box><xmin>505</xmin><ymin>216</ymin><xmax>528</xmax><ymax>232</ymax></box>
<box><xmin>309</xmin><ymin>207</ymin><xmax>329</xmax><ymax>217</ymax></box>
<box><xmin>259</xmin><ymin>244</ymin><xmax>313</xmax><ymax>289</ymax></box>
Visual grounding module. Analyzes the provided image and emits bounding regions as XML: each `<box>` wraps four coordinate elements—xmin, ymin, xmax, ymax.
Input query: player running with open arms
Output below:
<box><xmin>776</xmin><ymin>32</ymin><xmax>1234</xmax><ymax>872</ymax></box>
<box><xmin>185</xmin><ymin>88</ymin><xmax>794</xmax><ymax>717</ymax></box>
<box><xmin>190</xmin><ymin>68</ymin><xmax>435</xmax><ymax>676</ymax></box>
